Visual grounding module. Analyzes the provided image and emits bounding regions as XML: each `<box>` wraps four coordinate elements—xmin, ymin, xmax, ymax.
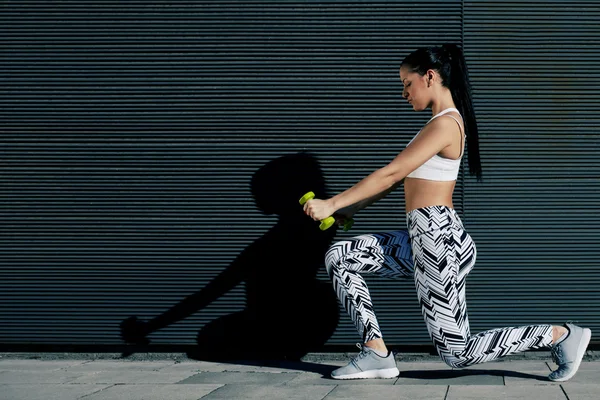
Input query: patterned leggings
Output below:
<box><xmin>325</xmin><ymin>205</ymin><xmax>553</xmax><ymax>368</ymax></box>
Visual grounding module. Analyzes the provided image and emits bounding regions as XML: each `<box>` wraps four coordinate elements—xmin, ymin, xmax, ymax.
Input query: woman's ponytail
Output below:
<box><xmin>442</xmin><ymin>44</ymin><xmax>482</xmax><ymax>181</ymax></box>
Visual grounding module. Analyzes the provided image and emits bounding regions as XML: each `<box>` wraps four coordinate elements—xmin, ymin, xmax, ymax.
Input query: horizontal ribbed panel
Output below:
<box><xmin>1</xmin><ymin>1</ymin><xmax>462</xmax><ymax>348</ymax></box>
<box><xmin>464</xmin><ymin>1</ymin><xmax>600</xmax><ymax>339</ymax></box>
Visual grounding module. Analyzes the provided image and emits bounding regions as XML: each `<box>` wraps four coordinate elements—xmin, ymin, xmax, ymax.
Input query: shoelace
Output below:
<box><xmin>351</xmin><ymin>343</ymin><xmax>370</xmax><ymax>364</ymax></box>
<box><xmin>551</xmin><ymin>343</ymin><xmax>564</xmax><ymax>366</ymax></box>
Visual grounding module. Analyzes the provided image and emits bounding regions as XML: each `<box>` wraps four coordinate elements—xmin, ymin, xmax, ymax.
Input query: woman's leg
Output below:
<box><xmin>409</xmin><ymin>206</ymin><xmax>554</xmax><ymax>368</ymax></box>
<box><xmin>325</xmin><ymin>230</ymin><xmax>414</xmax><ymax>344</ymax></box>
<box><xmin>325</xmin><ymin>230</ymin><xmax>413</xmax><ymax>379</ymax></box>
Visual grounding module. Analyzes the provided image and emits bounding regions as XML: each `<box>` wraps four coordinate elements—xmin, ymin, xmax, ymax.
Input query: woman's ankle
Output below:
<box><xmin>552</xmin><ymin>325</ymin><xmax>568</xmax><ymax>344</ymax></box>
<box><xmin>364</xmin><ymin>338</ymin><xmax>388</xmax><ymax>354</ymax></box>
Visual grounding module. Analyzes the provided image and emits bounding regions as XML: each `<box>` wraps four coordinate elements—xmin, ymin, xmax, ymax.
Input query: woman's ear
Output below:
<box><xmin>427</xmin><ymin>69</ymin><xmax>436</xmax><ymax>84</ymax></box>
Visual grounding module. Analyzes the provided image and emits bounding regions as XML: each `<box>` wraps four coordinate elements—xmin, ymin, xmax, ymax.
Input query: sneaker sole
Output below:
<box><xmin>331</xmin><ymin>367</ymin><xmax>400</xmax><ymax>380</ymax></box>
<box><xmin>549</xmin><ymin>328</ymin><xmax>591</xmax><ymax>382</ymax></box>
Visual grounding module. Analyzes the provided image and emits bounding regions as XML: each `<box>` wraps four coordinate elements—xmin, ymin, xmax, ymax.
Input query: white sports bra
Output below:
<box><xmin>406</xmin><ymin>107</ymin><xmax>465</xmax><ymax>181</ymax></box>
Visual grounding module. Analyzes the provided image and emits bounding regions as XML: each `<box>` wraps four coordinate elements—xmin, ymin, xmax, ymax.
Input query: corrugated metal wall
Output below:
<box><xmin>1</xmin><ymin>0</ymin><xmax>599</xmax><ymax>352</ymax></box>
<box><xmin>463</xmin><ymin>1</ymin><xmax>600</xmax><ymax>340</ymax></box>
<box><xmin>1</xmin><ymin>1</ymin><xmax>462</xmax><ymax>350</ymax></box>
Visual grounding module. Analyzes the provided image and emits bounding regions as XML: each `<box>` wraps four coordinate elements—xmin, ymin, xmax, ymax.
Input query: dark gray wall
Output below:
<box><xmin>463</xmin><ymin>0</ymin><xmax>600</xmax><ymax>336</ymax></box>
<box><xmin>1</xmin><ymin>1</ymin><xmax>598</xmax><ymax>351</ymax></box>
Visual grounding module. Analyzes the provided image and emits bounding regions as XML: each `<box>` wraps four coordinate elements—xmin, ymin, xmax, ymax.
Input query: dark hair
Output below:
<box><xmin>401</xmin><ymin>44</ymin><xmax>482</xmax><ymax>181</ymax></box>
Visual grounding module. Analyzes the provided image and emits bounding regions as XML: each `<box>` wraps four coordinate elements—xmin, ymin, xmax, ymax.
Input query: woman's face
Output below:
<box><xmin>399</xmin><ymin>66</ymin><xmax>430</xmax><ymax>111</ymax></box>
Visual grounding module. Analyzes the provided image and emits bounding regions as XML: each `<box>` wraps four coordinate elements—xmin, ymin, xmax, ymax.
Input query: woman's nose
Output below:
<box><xmin>402</xmin><ymin>89</ymin><xmax>408</xmax><ymax>98</ymax></box>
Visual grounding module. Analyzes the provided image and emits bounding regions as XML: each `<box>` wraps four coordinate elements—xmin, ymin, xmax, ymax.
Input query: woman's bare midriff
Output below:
<box><xmin>404</xmin><ymin>177</ymin><xmax>456</xmax><ymax>213</ymax></box>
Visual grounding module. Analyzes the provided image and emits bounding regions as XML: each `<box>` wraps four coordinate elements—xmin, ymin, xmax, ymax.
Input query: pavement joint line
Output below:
<box><xmin>198</xmin><ymin>384</ymin><xmax>227</xmax><ymax>399</ymax></box>
<box><xmin>77</xmin><ymin>383</ymin><xmax>118</xmax><ymax>399</ymax></box>
<box><xmin>443</xmin><ymin>385</ymin><xmax>450</xmax><ymax>400</ymax></box>
<box><xmin>560</xmin><ymin>384</ymin><xmax>570</xmax><ymax>400</ymax></box>
<box><xmin>320</xmin><ymin>385</ymin><xmax>338</xmax><ymax>400</ymax></box>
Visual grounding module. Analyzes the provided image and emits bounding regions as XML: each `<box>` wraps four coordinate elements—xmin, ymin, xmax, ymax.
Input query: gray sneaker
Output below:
<box><xmin>331</xmin><ymin>344</ymin><xmax>399</xmax><ymax>380</ymax></box>
<box><xmin>548</xmin><ymin>323</ymin><xmax>592</xmax><ymax>382</ymax></box>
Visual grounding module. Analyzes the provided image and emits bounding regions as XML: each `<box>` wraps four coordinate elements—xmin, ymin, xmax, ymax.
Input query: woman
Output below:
<box><xmin>303</xmin><ymin>44</ymin><xmax>591</xmax><ymax>382</ymax></box>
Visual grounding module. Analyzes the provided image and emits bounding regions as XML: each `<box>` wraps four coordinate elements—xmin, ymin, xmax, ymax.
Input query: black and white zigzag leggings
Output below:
<box><xmin>325</xmin><ymin>205</ymin><xmax>553</xmax><ymax>368</ymax></box>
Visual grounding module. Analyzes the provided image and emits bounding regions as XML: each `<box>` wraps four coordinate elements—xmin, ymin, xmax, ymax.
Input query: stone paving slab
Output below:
<box><xmin>446</xmin><ymin>384</ymin><xmax>567</xmax><ymax>400</ymax></box>
<box><xmin>315</xmin><ymin>360</ymin><xmax>348</xmax><ymax>366</ymax></box>
<box><xmin>224</xmin><ymin>363</ymin><xmax>285</xmax><ymax>373</ymax></box>
<box><xmin>0</xmin><ymin>360</ymin><xmax>87</xmax><ymax>371</ymax></box>
<box><xmin>324</xmin><ymin>384</ymin><xmax>448</xmax><ymax>400</ymax></box>
<box><xmin>0</xmin><ymin>383</ymin><xmax>111</xmax><ymax>400</ymax></box>
<box><xmin>1</xmin><ymin>358</ymin><xmax>600</xmax><ymax>400</ymax></box>
<box><xmin>152</xmin><ymin>361</ymin><xmax>226</xmax><ymax>373</ymax></box>
<box><xmin>199</xmin><ymin>383</ymin><xmax>336</xmax><ymax>399</ymax></box>
<box><xmin>0</xmin><ymin>370</ymin><xmax>97</xmax><ymax>384</ymax></box>
<box><xmin>177</xmin><ymin>371</ymin><xmax>301</xmax><ymax>385</ymax></box>
<box><xmin>553</xmin><ymin>370</ymin><xmax>600</xmax><ymax>384</ymax></box>
<box><xmin>561</xmin><ymin>384</ymin><xmax>600</xmax><ymax>400</ymax></box>
<box><xmin>68</xmin><ymin>369</ymin><xmax>199</xmax><ymax>384</ymax></box>
<box><xmin>499</xmin><ymin>362</ymin><xmax>558</xmax><ymax>385</ymax></box>
<box><xmin>501</xmin><ymin>370</ymin><xmax>557</xmax><ymax>385</ymax></box>
<box><xmin>84</xmin><ymin>383</ymin><xmax>224</xmax><ymax>400</ymax></box>
<box><xmin>68</xmin><ymin>361</ymin><xmax>176</xmax><ymax>372</ymax></box>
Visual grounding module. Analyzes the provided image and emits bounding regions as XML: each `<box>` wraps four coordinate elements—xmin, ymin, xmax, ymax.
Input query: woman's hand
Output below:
<box><xmin>333</xmin><ymin>205</ymin><xmax>358</xmax><ymax>226</ymax></box>
<box><xmin>303</xmin><ymin>198</ymin><xmax>336</xmax><ymax>221</ymax></box>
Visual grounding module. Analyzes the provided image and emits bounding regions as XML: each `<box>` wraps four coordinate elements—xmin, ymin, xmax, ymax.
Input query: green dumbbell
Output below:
<box><xmin>299</xmin><ymin>191</ymin><xmax>354</xmax><ymax>231</ymax></box>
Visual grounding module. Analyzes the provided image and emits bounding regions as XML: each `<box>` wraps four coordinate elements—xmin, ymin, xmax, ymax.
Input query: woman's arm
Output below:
<box><xmin>303</xmin><ymin>117</ymin><xmax>457</xmax><ymax>221</ymax></box>
<box><xmin>341</xmin><ymin>179</ymin><xmax>404</xmax><ymax>215</ymax></box>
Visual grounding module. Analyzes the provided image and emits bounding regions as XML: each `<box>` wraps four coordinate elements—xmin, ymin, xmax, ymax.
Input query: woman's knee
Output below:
<box><xmin>446</xmin><ymin>357</ymin><xmax>465</xmax><ymax>369</ymax></box>
<box><xmin>437</xmin><ymin>348</ymin><xmax>469</xmax><ymax>369</ymax></box>
<box><xmin>324</xmin><ymin>241</ymin><xmax>348</xmax><ymax>278</ymax></box>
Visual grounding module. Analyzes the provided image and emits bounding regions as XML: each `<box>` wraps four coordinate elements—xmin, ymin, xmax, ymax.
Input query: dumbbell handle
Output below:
<box><xmin>299</xmin><ymin>192</ymin><xmax>354</xmax><ymax>231</ymax></box>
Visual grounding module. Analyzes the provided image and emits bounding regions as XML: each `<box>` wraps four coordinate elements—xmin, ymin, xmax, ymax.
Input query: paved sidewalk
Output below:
<box><xmin>0</xmin><ymin>353</ymin><xmax>599</xmax><ymax>399</ymax></box>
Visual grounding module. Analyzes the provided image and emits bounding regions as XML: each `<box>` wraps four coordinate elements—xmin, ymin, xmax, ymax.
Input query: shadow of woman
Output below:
<box><xmin>120</xmin><ymin>152</ymin><xmax>340</xmax><ymax>363</ymax></box>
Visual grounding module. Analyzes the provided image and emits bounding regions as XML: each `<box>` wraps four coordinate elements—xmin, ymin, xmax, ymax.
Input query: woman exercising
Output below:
<box><xmin>303</xmin><ymin>44</ymin><xmax>591</xmax><ymax>382</ymax></box>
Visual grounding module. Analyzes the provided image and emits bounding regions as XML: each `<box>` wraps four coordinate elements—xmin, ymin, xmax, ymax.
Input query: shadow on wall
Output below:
<box><xmin>120</xmin><ymin>152</ymin><xmax>340</xmax><ymax>361</ymax></box>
